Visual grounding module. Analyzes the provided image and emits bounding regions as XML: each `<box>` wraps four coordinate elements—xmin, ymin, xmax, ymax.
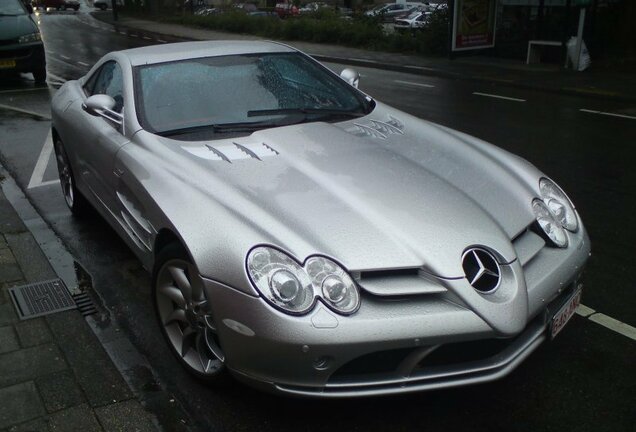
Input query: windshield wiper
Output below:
<box><xmin>156</xmin><ymin>117</ymin><xmax>304</xmax><ymax>137</ymax></box>
<box><xmin>247</xmin><ymin>108</ymin><xmax>367</xmax><ymax>118</ymax></box>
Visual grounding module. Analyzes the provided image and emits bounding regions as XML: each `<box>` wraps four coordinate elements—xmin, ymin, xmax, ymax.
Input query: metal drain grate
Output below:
<box><xmin>9</xmin><ymin>279</ymin><xmax>77</xmax><ymax>320</ymax></box>
<box><xmin>72</xmin><ymin>292</ymin><xmax>97</xmax><ymax>317</ymax></box>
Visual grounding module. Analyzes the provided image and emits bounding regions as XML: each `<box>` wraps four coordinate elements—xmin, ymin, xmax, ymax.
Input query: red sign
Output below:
<box><xmin>452</xmin><ymin>0</ymin><xmax>498</xmax><ymax>51</ymax></box>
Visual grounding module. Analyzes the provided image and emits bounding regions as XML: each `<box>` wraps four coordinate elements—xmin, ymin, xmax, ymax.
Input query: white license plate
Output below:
<box><xmin>550</xmin><ymin>289</ymin><xmax>582</xmax><ymax>339</ymax></box>
<box><xmin>0</xmin><ymin>59</ymin><xmax>16</xmax><ymax>69</ymax></box>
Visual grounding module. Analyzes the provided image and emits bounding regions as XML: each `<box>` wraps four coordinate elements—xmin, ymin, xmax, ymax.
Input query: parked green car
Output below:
<box><xmin>0</xmin><ymin>0</ymin><xmax>46</xmax><ymax>82</ymax></box>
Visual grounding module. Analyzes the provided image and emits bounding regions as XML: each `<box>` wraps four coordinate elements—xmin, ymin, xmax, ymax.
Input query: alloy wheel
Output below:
<box><xmin>155</xmin><ymin>259</ymin><xmax>225</xmax><ymax>376</ymax></box>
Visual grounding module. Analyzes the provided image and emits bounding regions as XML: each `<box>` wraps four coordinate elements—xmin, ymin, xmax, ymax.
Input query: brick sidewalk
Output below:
<box><xmin>0</xmin><ymin>186</ymin><xmax>158</xmax><ymax>432</ymax></box>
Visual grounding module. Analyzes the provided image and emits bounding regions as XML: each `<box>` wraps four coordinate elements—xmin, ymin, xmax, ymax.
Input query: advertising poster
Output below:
<box><xmin>452</xmin><ymin>0</ymin><xmax>498</xmax><ymax>51</ymax></box>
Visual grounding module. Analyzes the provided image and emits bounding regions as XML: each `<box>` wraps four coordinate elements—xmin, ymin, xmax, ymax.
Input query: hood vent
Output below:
<box><xmin>184</xmin><ymin>142</ymin><xmax>278</xmax><ymax>163</ymax></box>
<box><xmin>348</xmin><ymin>116</ymin><xmax>405</xmax><ymax>140</ymax></box>
<box><xmin>356</xmin><ymin>268</ymin><xmax>447</xmax><ymax>296</ymax></box>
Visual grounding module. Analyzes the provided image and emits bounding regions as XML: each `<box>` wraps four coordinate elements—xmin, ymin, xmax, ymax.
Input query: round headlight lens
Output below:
<box><xmin>533</xmin><ymin>199</ymin><xmax>568</xmax><ymax>248</ymax></box>
<box><xmin>306</xmin><ymin>257</ymin><xmax>360</xmax><ymax>314</ymax></box>
<box><xmin>539</xmin><ymin>178</ymin><xmax>578</xmax><ymax>232</ymax></box>
<box><xmin>247</xmin><ymin>247</ymin><xmax>360</xmax><ymax>315</ymax></box>
<box><xmin>247</xmin><ymin>247</ymin><xmax>314</xmax><ymax>314</ymax></box>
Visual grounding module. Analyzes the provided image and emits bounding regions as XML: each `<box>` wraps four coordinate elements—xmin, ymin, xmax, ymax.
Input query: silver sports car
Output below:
<box><xmin>51</xmin><ymin>41</ymin><xmax>591</xmax><ymax>397</ymax></box>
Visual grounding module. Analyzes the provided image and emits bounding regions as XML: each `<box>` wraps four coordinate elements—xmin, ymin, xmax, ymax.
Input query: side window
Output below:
<box><xmin>86</xmin><ymin>61</ymin><xmax>125</xmax><ymax>113</ymax></box>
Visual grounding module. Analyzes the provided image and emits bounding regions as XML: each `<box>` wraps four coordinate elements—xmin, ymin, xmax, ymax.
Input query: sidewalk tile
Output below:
<box><xmin>36</xmin><ymin>370</ymin><xmax>85</xmax><ymax>413</ymax></box>
<box><xmin>0</xmin><ymin>344</ymin><xmax>68</xmax><ymax>388</ymax></box>
<box><xmin>0</xmin><ymin>326</ymin><xmax>19</xmax><ymax>354</ymax></box>
<box><xmin>95</xmin><ymin>400</ymin><xmax>157</xmax><ymax>432</ymax></box>
<box><xmin>0</xmin><ymin>382</ymin><xmax>45</xmax><ymax>429</ymax></box>
<box><xmin>47</xmin><ymin>312</ymin><xmax>132</xmax><ymax>407</ymax></box>
<box><xmin>0</xmin><ymin>249</ymin><xmax>23</xmax><ymax>284</ymax></box>
<box><xmin>47</xmin><ymin>403</ymin><xmax>103</xmax><ymax>432</ymax></box>
<box><xmin>0</xmin><ymin>303</ymin><xmax>17</xmax><ymax>326</ymax></box>
<box><xmin>5</xmin><ymin>233</ymin><xmax>57</xmax><ymax>282</ymax></box>
<box><xmin>15</xmin><ymin>318</ymin><xmax>53</xmax><ymax>348</ymax></box>
<box><xmin>0</xmin><ymin>199</ymin><xmax>26</xmax><ymax>235</ymax></box>
<box><xmin>5</xmin><ymin>417</ymin><xmax>48</xmax><ymax>432</ymax></box>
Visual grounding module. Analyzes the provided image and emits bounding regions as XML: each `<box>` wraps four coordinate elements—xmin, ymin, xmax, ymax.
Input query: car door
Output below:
<box><xmin>77</xmin><ymin>60</ymin><xmax>130</xmax><ymax>215</ymax></box>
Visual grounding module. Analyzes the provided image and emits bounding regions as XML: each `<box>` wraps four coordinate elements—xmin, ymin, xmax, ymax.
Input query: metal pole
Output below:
<box><xmin>573</xmin><ymin>7</ymin><xmax>586</xmax><ymax>70</ymax></box>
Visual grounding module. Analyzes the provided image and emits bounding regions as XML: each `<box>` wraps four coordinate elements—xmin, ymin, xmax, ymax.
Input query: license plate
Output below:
<box><xmin>550</xmin><ymin>288</ymin><xmax>582</xmax><ymax>339</ymax></box>
<box><xmin>0</xmin><ymin>59</ymin><xmax>16</xmax><ymax>69</ymax></box>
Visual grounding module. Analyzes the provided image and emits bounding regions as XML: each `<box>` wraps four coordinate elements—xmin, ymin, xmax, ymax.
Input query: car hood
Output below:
<box><xmin>166</xmin><ymin>104</ymin><xmax>538</xmax><ymax>278</ymax></box>
<box><xmin>0</xmin><ymin>14</ymin><xmax>37</xmax><ymax>41</ymax></box>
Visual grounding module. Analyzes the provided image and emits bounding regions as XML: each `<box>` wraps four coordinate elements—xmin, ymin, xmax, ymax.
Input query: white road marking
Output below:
<box><xmin>575</xmin><ymin>304</ymin><xmax>595</xmax><ymax>317</ymax></box>
<box><xmin>130</xmin><ymin>34</ymin><xmax>139</xmax><ymax>38</ymax></box>
<box><xmin>142</xmin><ymin>36</ymin><xmax>151</xmax><ymax>40</ymax></box>
<box><xmin>60</xmin><ymin>54</ymin><xmax>71</xmax><ymax>60</ymax></box>
<box><xmin>394</xmin><ymin>79</ymin><xmax>435</xmax><ymax>88</ymax></box>
<box><xmin>579</xmin><ymin>108</ymin><xmax>636</xmax><ymax>120</ymax></box>
<box><xmin>157</xmin><ymin>39</ymin><xmax>167</xmax><ymax>43</ymax></box>
<box><xmin>78</xmin><ymin>61</ymin><xmax>90</xmax><ymax>67</ymax></box>
<box><xmin>0</xmin><ymin>103</ymin><xmax>50</xmax><ymax>119</ymax></box>
<box><xmin>473</xmin><ymin>92</ymin><xmax>526</xmax><ymax>102</ymax></box>
<box><xmin>588</xmin><ymin>313</ymin><xmax>636</xmax><ymax>341</ymax></box>
<box><xmin>28</xmin><ymin>130</ymin><xmax>59</xmax><ymax>190</ymax></box>
<box><xmin>119</xmin><ymin>31</ymin><xmax>126</xmax><ymax>35</ymax></box>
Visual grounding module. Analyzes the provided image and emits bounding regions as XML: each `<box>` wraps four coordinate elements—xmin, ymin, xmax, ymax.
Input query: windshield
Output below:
<box><xmin>0</xmin><ymin>0</ymin><xmax>27</xmax><ymax>15</ymax></box>
<box><xmin>135</xmin><ymin>52</ymin><xmax>372</xmax><ymax>136</ymax></box>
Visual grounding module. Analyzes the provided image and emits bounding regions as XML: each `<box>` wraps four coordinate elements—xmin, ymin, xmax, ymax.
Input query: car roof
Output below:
<box><xmin>119</xmin><ymin>40</ymin><xmax>297</xmax><ymax>67</ymax></box>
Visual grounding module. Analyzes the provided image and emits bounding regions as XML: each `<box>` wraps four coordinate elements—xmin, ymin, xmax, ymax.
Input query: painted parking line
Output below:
<box><xmin>394</xmin><ymin>79</ymin><xmax>435</xmax><ymax>88</ymax></box>
<box><xmin>580</xmin><ymin>108</ymin><xmax>636</xmax><ymax>120</ymax></box>
<box><xmin>28</xmin><ymin>130</ymin><xmax>58</xmax><ymax>190</ymax></box>
<box><xmin>473</xmin><ymin>92</ymin><xmax>526</xmax><ymax>102</ymax></box>
<box><xmin>576</xmin><ymin>304</ymin><xmax>636</xmax><ymax>341</ymax></box>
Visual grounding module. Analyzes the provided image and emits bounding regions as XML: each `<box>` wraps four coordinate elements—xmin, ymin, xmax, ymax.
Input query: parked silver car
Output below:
<box><xmin>51</xmin><ymin>41</ymin><xmax>590</xmax><ymax>397</ymax></box>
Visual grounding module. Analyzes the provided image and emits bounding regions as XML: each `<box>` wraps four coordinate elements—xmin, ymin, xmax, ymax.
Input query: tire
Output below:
<box><xmin>33</xmin><ymin>68</ymin><xmax>46</xmax><ymax>83</ymax></box>
<box><xmin>152</xmin><ymin>242</ymin><xmax>228</xmax><ymax>383</ymax></box>
<box><xmin>53</xmin><ymin>138</ymin><xmax>91</xmax><ymax>216</ymax></box>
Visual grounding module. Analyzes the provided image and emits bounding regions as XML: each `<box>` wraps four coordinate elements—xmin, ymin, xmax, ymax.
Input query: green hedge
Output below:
<box><xmin>160</xmin><ymin>9</ymin><xmax>449</xmax><ymax>56</ymax></box>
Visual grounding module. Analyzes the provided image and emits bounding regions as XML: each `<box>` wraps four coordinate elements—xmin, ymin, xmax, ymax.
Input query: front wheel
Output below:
<box><xmin>153</xmin><ymin>243</ymin><xmax>227</xmax><ymax>382</ymax></box>
<box><xmin>53</xmin><ymin>138</ymin><xmax>90</xmax><ymax>216</ymax></box>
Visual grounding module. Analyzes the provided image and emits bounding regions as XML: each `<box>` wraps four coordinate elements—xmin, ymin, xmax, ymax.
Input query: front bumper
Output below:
<box><xmin>202</xmin><ymin>225</ymin><xmax>590</xmax><ymax>397</ymax></box>
<box><xmin>0</xmin><ymin>41</ymin><xmax>45</xmax><ymax>74</ymax></box>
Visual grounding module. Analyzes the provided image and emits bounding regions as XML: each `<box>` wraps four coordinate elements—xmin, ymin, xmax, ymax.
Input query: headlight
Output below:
<box><xmin>306</xmin><ymin>256</ymin><xmax>359</xmax><ymax>314</ymax></box>
<box><xmin>247</xmin><ymin>247</ymin><xmax>314</xmax><ymax>314</ymax></box>
<box><xmin>247</xmin><ymin>247</ymin><xmax>360</xmax><ymax>315</ymax></box>
<box><xmin>533</xmin><ymin>199</ymin><xmax>568</xmax><ymax>248</ymax></box>
<box><xmin>18</xmin><ymin>32</ymin><xmax>41</xmax><ymax>44</ymax></box>
<box><xmin>539</xmin><ymin>178</ymin><xmax>578</xmax><ymax>232</ymax></box>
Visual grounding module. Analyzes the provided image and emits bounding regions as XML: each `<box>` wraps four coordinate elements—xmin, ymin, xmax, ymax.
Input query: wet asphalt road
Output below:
<box><xmin>0</xmin><ymin>6</ymin><xmax>635</xmax><ymax>432</ymax></box>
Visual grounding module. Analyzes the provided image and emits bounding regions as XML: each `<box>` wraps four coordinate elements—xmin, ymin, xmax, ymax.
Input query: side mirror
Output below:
<box><xmin>82</xmin><ymin>94</ymin><xmax>123</xmax><ymax>125</ymax></box>
<box><xmin>340</xmin><ymin>68</ymin><xmax>360</xmax><ymax>88</ymax></box>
